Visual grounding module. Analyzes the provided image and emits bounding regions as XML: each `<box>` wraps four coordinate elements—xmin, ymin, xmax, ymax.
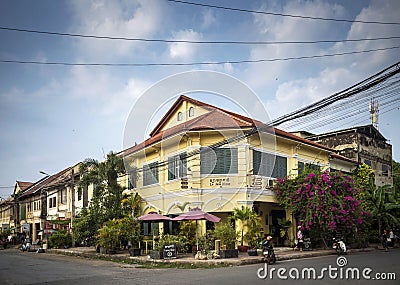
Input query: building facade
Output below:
<box><xmin>1</xmin><ymin>163</ymin><xmax>92</xmax><ymax>242</ymax></box>
<box><xmin>307</xmin><ymin>125</ymin><xmax>393</xmax><ymax>187</ymax></box>
<box><xmin>120</xmin><ymin>95</ymin><xmax>357</xmax><ymax>243</ymax></box>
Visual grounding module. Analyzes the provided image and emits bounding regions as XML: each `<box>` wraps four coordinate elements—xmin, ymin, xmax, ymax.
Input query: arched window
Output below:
<box><xmin>177</xmin><ymin>112</ymin><xmax>183</xmax><ymax>121</ymax></box>
<box><xmin>189</xmin><ymin>107</ymin><xmax>194</xmax><ymax>117</ymax></box>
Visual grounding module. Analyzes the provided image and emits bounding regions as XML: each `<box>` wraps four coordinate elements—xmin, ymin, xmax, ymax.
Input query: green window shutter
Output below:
<box><xmin>200</xmin><ymin>148</ymin><xmax>215</xmax><ymax>174</ymax></box>
<box><xmin>228</xmin><ymin>148</ymin><xmax>238</xmax><ymax>174</ymax></box>
<box><xmin>298</xmin><ymin>161</ymin><xmax>304</xmax><ymax>175</ymax></box>
<box><xmin>21</xmin><ymin>203</ymin><xmax>26</xmax><ymax>220</ymax></box>
<box><xmin>273</xmin><ymin>156</ymin><xmax>287</xmax><ymax>178</ymax></box>
<box><xmin>253</xmin><ymin>150</ymin><xmax>261</xmax><ymax>175</ymax></box>
<box><xmin>151</xmin><ymin>162</ymin><xmax>159</xmax><ymax>183</ymax></box>
<box><xmin>168</xmin><ymin>157</ymin><xmax>175</xmax><ymax>180</ymax></box>
<box><xmin>143</xmin><ymin>162</ymin><xmax>159</xmax><ymax>186</ymax></box>
<box><xmin>201</xmin><ymin>148</ymin><xmax>237</xmax><ymax>174</ymax></box>
<box><xmin>180</xmin><ymin>153</ymin><xmax>187</xmax><ymax>177</ymax></box>
<box><xmin>254</xmin><ymin>150</ymin><xmax>274</xmax><ymax>177</ymax></box>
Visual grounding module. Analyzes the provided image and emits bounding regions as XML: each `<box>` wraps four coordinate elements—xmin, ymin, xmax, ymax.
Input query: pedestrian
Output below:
<box><xmin>296</xmin><ymin>226</ymin><xmax>304</xmax><ymax>252</ymax></box>
<box><xmin>382</xmin><ymin>230</ymin><xmax>389</xmax><ymax>252</ymax></box>
<box><xmin>389</xmin><ymin>229</ymin><xmax>394</xmax><ymax>247</ymax></box>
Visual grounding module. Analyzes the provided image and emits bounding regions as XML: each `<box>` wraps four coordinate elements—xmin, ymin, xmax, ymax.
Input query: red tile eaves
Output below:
<box><xmin>121</xmin><ymin>96</ymin><xmax>342</xmax><ymax>160</ymax></box>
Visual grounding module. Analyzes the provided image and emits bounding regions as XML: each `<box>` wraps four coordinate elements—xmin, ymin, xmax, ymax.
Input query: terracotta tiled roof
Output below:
<box><xmin>149</xmin><ymin>95</ymin><xmax>260</xmax><ymax>137</ymax></box>
<box><xmin>121</xmin><ymin>107</ymin><xmax>261</xmax><ymax>157</ymax></box>
<box><xmin>120</xmin><ymin>95</ymin><xmax>351</xmax><ymax>162</ymax></box>
<box><xmin>18</xmin><ymin>166</ymin><xmax>73</xmax><ymax>198</ymax></box>
<box><xmin>16</xmin><ymin>181</ymin><xmax>34</xmax><ymax>191</ymax></box>
<box><xmin>0</xmin><ymin>196</ymin><xmax>13</xmax><ymax>205</ymax></box>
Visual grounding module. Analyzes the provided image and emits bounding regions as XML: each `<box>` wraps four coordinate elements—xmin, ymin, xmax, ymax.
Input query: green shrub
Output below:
<box><xmin>49</xmin><ymin>230</ymin><xmax>72</xmax><ymax>248</ymax></box>
<box><xmin>214</xmin><ymin>221</ymin><xmax>238</xmax><ymax>249</ymax></box>
<box><xmin>155</xmin><ymin>234</ymin><xmax>185</xmax><ymax>251</ymax></box>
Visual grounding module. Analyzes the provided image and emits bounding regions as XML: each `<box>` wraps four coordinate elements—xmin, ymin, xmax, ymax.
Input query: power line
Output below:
<box><xmin>270</xmin><ymin>61</ymin><xmax>400</xmax><ymax>127</ymax></box>
<box><xmin>1</xmin><ymin>46</ymin><xmax>399</xmax><ymax>67</ymax></box>
<box><xmin>1</xmin><ymin>26</ymin><xmax>399</xmax><ymax>45</ymax></box>
<box><xmin>281</xmin><ymin>77</ymin><xmax>400</xmax><ymax>131</ymax></box>
<box><xmin>167</xmin><ymin>0</ymin><xmax>400</xmax><ymax>25</ymax></box>
<box><xmin>122</xmin><ymin>61</ymin><xmax>400</xmax><ymax>174</ymax></box>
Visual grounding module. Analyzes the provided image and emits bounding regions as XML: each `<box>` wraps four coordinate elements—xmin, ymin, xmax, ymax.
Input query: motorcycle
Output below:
<box><xmin>21</xmin><ymin>240</ymin><xmax>31</xmax><ymax>252</ymax></box>
<box><xmin>262</xmin><ymin>239</ymin><xmax>276</xmax><ymax>264</ymax></box>
<box><xmin>332</xmin><ymin>238</ymin><xmax>347</xmax><ymax>255</ymax></box>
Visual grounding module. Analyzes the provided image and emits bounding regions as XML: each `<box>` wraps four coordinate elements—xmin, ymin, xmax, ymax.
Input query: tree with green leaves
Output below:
<box><xmin>364</xmin><ymin>178</ymin><xmax>400</xmax><ymax>235</ymax></box>
<box><xmin>121</xmin><ymin>192</ymin><xmax>141</xmax><ymax>220</ymax></box>
<box><xmin>74</xmin><ymin>151</ymin><xmax>126</xmax><ymax>244</ymax></box>
<box><xmin>78</xmin><ymin>151</ymin><xmax>126</xmax><ymax>223</ymax></box>
<box><xmin>232</xmin><ymin>206</ymin><xmax>258</xmax><ymax>247</ymax></box>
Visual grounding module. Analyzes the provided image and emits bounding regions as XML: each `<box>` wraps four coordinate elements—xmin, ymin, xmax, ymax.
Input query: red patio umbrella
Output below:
<box><xmin>172</xmin><ymin>207</ymin><xmax>221</xmax><ymax>222</ymax></box>
<box><xmin>138</xmin><ymin>212</ymin><xmax>171</xmax><ymax>252</ymax></box>
<box><xmin>138</xmin><ymin>212</ymin><xmax>172</xmax><ymax>221</ymax></box>
<box><xmin>172</xmin><ymin>208</ymin><xmax>221</xmax><ymax>250</ymax></box>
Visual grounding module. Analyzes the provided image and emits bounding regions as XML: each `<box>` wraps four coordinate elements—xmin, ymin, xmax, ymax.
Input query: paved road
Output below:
<box><xmin>0</xmin><ymin>248</ymin><xmax>398</xmax><ymax>284</ymax></box>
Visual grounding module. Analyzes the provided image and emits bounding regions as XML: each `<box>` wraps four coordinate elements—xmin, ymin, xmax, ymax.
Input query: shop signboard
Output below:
<box><xmin>43</xmin><ymin>222</ymin><xmax>54</xmax><ymax>234</ymax></box>
<box><xmin>22</xmin><ymin>223</ymin><xmax>30</xmax><ymax>233</ymax></box>
<box><xmin>1</xmin><ymin>224</ymin><xmax>9</xmax><ymax>231</ymax></box>
<box><xmin>163</xmin><ymin>244</ymin><xmax>177</xmax><ymax>259</ymax></box>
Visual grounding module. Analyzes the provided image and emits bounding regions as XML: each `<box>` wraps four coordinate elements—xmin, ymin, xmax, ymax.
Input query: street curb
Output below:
<box><xmin>44</xmin><ymin>247</ymin><xmax>377</xmax><ymax>267</ymax></box>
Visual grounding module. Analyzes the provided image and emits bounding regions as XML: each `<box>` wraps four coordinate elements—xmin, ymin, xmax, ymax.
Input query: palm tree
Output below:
<box><xmin>78</xmin><ymin>151</ymin><xmax>126</xmax><ymax>222</ymax></box>
<box><xmin>121</xmin><ymin>192</ymin><xmax>141</xmax><ymax>219</ymax></box>
<box><xmin>365</xmin><ymin>179</ymin><xmax>400</xmax><ymax>235</ymax></box>
<box><xmin>232</xmin><ymin>206</ymin><xmax>257</xmax><ymax>247</ymax></box>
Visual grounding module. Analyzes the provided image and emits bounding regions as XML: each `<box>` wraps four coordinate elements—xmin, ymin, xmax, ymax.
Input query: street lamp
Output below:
<box><xmin>39</xmin><ymin>171</ymin><xmax>50</xmax><ymax>177</ymax></box>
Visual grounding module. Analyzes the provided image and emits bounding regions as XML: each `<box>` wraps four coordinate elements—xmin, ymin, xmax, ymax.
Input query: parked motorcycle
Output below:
<box><xmin>332</xmin><ymin>237</ymin><xmax>347</xmax><ymax>255</ymax></box>
<box><xmin>262</xmin><ymin>236</ymin><xmax>276</xmax><ymax>264</ymax></box>
<box><xmin>303</xmin><ymin>237</ymin><xmax>312</xmax><ymax>251</ymax></box>
<box><xmin>21</xmin><ymin>240</ymin><xmax>31</xmax><ymax>252</ymax></box>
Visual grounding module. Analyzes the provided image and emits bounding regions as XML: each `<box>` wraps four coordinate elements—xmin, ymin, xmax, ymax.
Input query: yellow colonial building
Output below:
<box><xmin>120</xmin><ymin>95</ymin><xmax>356</xmax><ymax>243</ymax></box>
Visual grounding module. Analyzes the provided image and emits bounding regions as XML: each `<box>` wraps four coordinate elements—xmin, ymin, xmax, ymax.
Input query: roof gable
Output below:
<box><xmin>149</xmin><ymin>95</ymin><xmax>210</xmax><ymax>137</ymax></box>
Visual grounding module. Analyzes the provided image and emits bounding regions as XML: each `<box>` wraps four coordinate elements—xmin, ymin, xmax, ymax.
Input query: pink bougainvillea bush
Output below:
<box><xmin>273</xmin><ymin>170</ymin><xmax>368</xmax><ymax>244</ymax></box>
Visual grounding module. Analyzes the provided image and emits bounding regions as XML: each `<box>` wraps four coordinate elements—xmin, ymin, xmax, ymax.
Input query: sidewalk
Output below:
<box><xmin>44</xmin><ymin>246</ymin><xmax>376</xmax><ymax>267</ymax></box>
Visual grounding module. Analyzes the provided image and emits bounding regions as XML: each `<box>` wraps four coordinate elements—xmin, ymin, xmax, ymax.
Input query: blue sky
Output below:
<box><xmin>0</xmin><ymin>0</ymin><xmax>399</xmax><ymax>198</ymax></box>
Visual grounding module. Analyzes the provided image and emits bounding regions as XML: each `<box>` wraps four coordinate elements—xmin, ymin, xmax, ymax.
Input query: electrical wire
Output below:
<box><xmin>1</xmin><ymin>46</ymin><xmax>399</xmax><ymax>67</ymax></box>
<box><xmin>281</xmin><ymin>78</ymin><xmax>400</xmax><ymax>131</ymax></box>
<box><xmin>167</xmin><ymin>0</ymin><xmax>400</xmax><ymax>25</ymax></box>
<box><xmin>284</xmin><ymin>74</ymin><xmax>400</xmax><ymax>128</ymax></box>
<box><xmin>1</xmin><ymin>26</ymin><xmax>399</xmax><ymax>45</ymax></box>
<box><xmin>122</xmin><ymin>61</ymin><xmax>400</xmax><ymax>174</ymax></box>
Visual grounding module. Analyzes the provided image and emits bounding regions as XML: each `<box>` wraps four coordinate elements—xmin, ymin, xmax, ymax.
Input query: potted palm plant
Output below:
<box><xmin>244</xmin><ymin>214</ymin><xmax>262</xmax><ymax>256</ymax></box>
<box><xmin>232</xmin><ymin>207</ymin><xmax>259</xmax><ymax>252</ymax></box>
<box><xmin>278</xmin><ymin>218</ymin><xmax>292</xmax><ymax>247</ymax></box>
<box><xmin>214</xmin><ymin>221</ymin><xmax>239</xmax><ymax>258</ymax></box>
<box><xmin>97</xmin><ymin>220</ymin><xmax>119</xmax><ymax>254</ymax></box>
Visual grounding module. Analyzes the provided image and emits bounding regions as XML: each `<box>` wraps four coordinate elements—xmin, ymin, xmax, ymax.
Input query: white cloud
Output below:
<box><xmin>245</xmin><ymin>0</ymin><xmax>399</xmax><ymax>121</ymax></box>
<box><xmin>201</xmin><ymin>9</ymin><xmax>217</xmax><ymax>29</ymax></box>
<box><xmin>169</xmin><ymin>29</ymin><xmax>203</xmax><ymax>60</ymax></box>
<box><xmin>245</xmin><ymin>0</ymin><xmax>347</xmax><ymax>90</ymax></box>
<box><xmin>68</xmin><ymin>0</ymin><xmax>165</xmax><ymax>59</ymax></box>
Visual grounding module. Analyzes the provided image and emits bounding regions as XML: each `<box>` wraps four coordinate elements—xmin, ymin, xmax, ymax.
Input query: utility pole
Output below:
<box><xmin>70</xmin><ymin>168</ymin><xmax>75</xmax><ymax>247</ymax></box>
<box><xmin>369</xmin><ymin>99</ymin><xmax>380</xmax><ymax>130</ymax></box>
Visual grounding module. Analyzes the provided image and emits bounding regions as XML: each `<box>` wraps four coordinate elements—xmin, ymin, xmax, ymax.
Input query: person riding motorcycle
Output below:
<box><xmin>332</xmin><ymin>237</ymin><xmax>347</xmax><ymax>255</ymax></box>
<box><xmin>262</xmin><ymin>235</ymin><xmax>276</xmax><ymax>264</ymax></box>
